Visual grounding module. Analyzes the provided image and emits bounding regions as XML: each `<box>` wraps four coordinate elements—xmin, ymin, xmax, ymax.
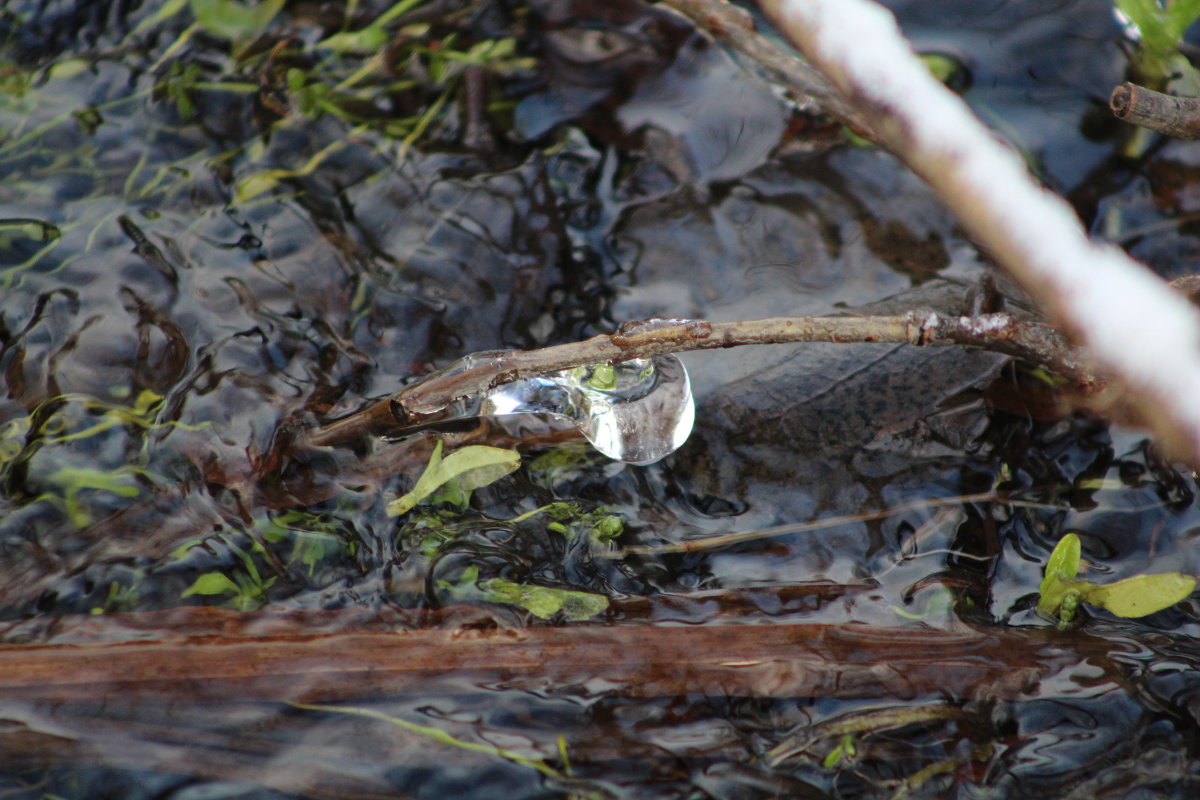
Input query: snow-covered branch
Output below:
<box><xmin>757</xmin><ymin>0</ymin><xmax>1200</xmax><ymax>462</ymax></box>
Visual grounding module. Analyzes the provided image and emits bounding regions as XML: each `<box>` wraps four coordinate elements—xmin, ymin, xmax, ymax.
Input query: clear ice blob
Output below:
<box><xmin>430</xmin><ymin>355</ymin><xmax>694</xmax><ymax>465</ymax></box>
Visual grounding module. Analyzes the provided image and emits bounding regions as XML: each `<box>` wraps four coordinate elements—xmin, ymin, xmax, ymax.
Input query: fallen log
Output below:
<box><xmin>0</xmin><ymin>605</ymin><xmax>1129</xmax><ymax>799</ymax></box>
<box><xmin>0</xmin><ymin>611</ymin><xmax>1117</xmax><ymax>705</ymax></box>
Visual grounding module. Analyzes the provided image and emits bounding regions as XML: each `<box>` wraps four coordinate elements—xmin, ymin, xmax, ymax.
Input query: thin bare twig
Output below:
<box><xmin>1110</xmin><ymin>82</ymin><xmax>1200</xmax><ymax>140</ymax></box>
<box><xmin>601</xmin><ymin>491</ymin><xmax>1062</xmax><ymax>559</ymax></box>
<box><xmin>305</xmin><ymin>311</ymin><xmax>1091</xmax><ymax>449</ymax></box>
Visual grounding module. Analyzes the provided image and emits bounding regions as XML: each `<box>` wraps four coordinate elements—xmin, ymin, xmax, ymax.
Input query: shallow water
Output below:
<box><xmin>3</xmin><ymin>0</ymin><xmax>1200</xmax><ymax>798</ymax></box>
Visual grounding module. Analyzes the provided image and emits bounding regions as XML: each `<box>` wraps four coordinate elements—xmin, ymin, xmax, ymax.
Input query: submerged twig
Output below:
<box><xmin>602</xmin><ymin>491</ymin><xmax>1062</xmax><ymax>559</ymax></box>
<box><xmin>306</xmin><ymin>311</ymin><xmax>1091</xmax><ymax>449</ymax></box>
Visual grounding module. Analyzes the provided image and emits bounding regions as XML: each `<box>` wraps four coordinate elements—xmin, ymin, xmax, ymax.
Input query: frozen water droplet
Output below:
<box><xmin>438</xmin><ymin>355</ymin><xmax>694</xmax><ymax>464</ymax></box>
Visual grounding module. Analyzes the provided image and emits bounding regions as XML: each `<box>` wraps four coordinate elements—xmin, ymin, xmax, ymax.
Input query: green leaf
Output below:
<box><xmin>234</xmin><ymin>169</ymin><xmax>286</xmax><ymax>203</ymax></box>
<box><xmin>1044</xmin><ymin>533</ymin><xmax>1081</xmax><ymax>584</ymax></box>
<box><xmin>920</xmin><ymin>53</ymin><xmax>960</xmax><ymax>84</ymax></box>
<box><xmin>181</xmin><ymin>572</ymin><xmax>240</xmax><ymax>597</ymax></box>
<box><xmin>234</xmin><ymin>139</ymin><xmax>345</xmax><ymax>203</ymax></box>
<box><xmin>1079</xmin><ymin>572</ymin><xmax>1197</xmax><ymax>618</ymax></box>
<box><xmin>1115</xmin><ymin>0</ymin><xmax>1200</xmax><ymax>85</ymax></box>
<box><xmin>128</xmin><ymin>0</ymin><xmax>190</xmax><ymax>38</ymax></box>
<box><xmin>822</xmin><ymin>734</ymin><xmax>857</xmax><ymax>769</ymax></box>
<box><xmin>1037</xmin><ymin>533</ymin><xmax>1082</xmax><ymax>617</ymax></box>
<box><xmin>188</xmin><ymin>0</ymin><xmax>284</xmax><ymax>42</ymax></box>
<box><xmin>315</xmin><ymin>0</ymin><xmax>425</xmax><ymax>51</ymax></box>
<box><xmin>1165</xmin><ymin>0</ymin><xmax>1200</xmax><ymax>39</ymax></box>
<box><xmin>386</xmin><ymin>441</ymin><xmax>521</xmax><ymax>516</ymax></box>
<box><xmin>317</xmin><ymin>27</ymin><xmax>390</xmax><ymax>53</ymax></box>
<box><xmin>1038</xmin><ymin>532</ymin><xmax>1195</xmax><ymax>624</ymax></box>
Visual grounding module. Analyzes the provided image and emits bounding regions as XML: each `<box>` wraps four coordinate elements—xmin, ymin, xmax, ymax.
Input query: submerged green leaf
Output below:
<box><xmin>188</xmin><ymin>0</ymin><xmax>285</xmax><ymax>42</ymax></box>
<box><xmin>181</xmin><ymin>571</ymin><xmax>241</xmax><ymax>598</ymax></box>
<box><xmin>386</xmin><ymin>441</ymin><xmax>521</xmax><ymax>516</ymax></box>
<box><xmin>289</xmin><ymin>702</ymin><xmax>565</xmax><ymax>780</ymax></box>
<box><xmin>480</xmin><ymin>578</ymin><xmax>609</xmax><ymax>621</ymax></box>
<box><xmin>1080</xmin><ymin>572</ymin><xmax>1197</xmax><ymax>618</ymax></box>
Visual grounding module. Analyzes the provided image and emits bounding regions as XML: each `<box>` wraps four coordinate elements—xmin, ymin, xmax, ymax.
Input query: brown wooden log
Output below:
<box><xmin>0</xmin><ymin>616</ymin><xmax>1115</xmax><ymax>705</ymax></box>
<box><xmin>0</xmin><ymin>606</ymin><xmax>1128</xmax><ymax>798</ymax></box>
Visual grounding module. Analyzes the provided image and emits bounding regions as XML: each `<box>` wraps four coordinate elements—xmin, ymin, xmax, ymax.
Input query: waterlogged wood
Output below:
<box><xmin>0</xmin><ymin>616</ymin><xmax>1113</xmax><ymax>705</ymax></box>
<box><xmin>0</xmin><ymin>607</ymin><xmax>1128</xmax><ymax>798</ymax></box>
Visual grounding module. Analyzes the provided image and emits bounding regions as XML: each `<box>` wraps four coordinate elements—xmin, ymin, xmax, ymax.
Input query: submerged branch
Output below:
<box><xmin>603</xmin><ymin>491</ymin><xmax>1063</xmax><ymax>558</ymax></box>
<box><xmin>306</xmin><ymin>310</ymin><xmax>1091</xmax><ymax>449</ymax></box>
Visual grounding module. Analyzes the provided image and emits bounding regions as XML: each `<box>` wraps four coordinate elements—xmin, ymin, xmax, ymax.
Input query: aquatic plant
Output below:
<box><xmin>1115</xmin><ymin>0</ymin><xmax>1200</xmax><ymax>88</ymax></box>
<box><xmin>1038</xmin><ymin>532</ymin><xmax>1196</xmax><ymax>628</ymax></box>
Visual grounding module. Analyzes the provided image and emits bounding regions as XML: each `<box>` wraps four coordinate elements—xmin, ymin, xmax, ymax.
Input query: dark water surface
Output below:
<box><xmin>2</xmin><ymin>0</ymin><xmax>1200</xmax><ymax>798</ymax></box>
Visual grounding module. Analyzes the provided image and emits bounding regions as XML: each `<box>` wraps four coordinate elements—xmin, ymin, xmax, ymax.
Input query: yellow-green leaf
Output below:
<box><xmin>386</xmin><ymin>441</ymin><xmax>520</xmax><ymax>516</ymax></box>
<box><xmin>1037</xmin><ymin>533</ymin><xmax>1083</xmax><ymax>618</ymax></box>
<box><xmin>234</xmin><ymin>170</ymin><xmax>284</xmax><ymax>203</ymax></box>
<box><xmin>189</xmin><ymin>0</ymin><xmax>284</xmax><ymax>41</ymax></box>
<box><xmin>1080</xmin><ymin>572</ymin><xmax>1197</xmax><ymax>618</ymax></box>
<box><xmin>182</xmin><ymin>572</ymin><xmax>240</xmax><ymax>598</ymax></box>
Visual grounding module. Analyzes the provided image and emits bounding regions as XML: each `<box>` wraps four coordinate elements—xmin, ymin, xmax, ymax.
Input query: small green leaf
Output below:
<box><xmin>1037</xmin><ymin>533</ymin><xmax>1082</xmax><ymax>618</ymax></box>
<box><xmin>589</xmin><ymin>514</ymin><xmax>624</xmax><ymax>545</ymax></box>
<box><xmin>823</xmin><ymin>734</ymin><xmax>857</xmax><ymax>769</ymax></box>
<box><xmin>234</xmin><ymin>170</ymin><xmax>284</xmax><ymax>203</ymax></box>
<box><xmin>317</xmin><ymin>27</ymin><xmax>390</xmax><ymax>53</ymax></box>
<box><xmin>1045</xmin><ymin>533</ymin><xmax>1081</xmax><ymax>584</ymax></box>
<box><xmin>189</xmin><ymin>0</ymin><xmax>284</xmax><ymax>42</ymax></box>
<box><xmin>182</xmin><ymin>572</ymin><xmax>240</xmax><ymax>597</ymax></box>
<box><xmin>920</xmin><ymin>53</ymin><xmax>960</xmax><ymax>84</ymax></box>
<box><xmin>387</xmin><ymin>442</ymin><xmax>520</xmax><ymax>516</ymax></box>
<box><xmin>1079</xmin><ymin>572</ymin><xmax>1197</xmax><ymax>618</ymax></box>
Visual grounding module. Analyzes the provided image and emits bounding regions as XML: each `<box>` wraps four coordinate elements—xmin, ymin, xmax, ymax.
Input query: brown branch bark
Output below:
<box><xmin>1110</xmin><ymin>82</ymin><xmax>1200</xmax><ymax>140</ymax></box>
<box><xmin>0</xmin><ymin>610</ymin><xmax>1114</xmax><ymax>705</ymax></box>
<box><xmin>0</xmin><ymin>606</ymin><xmax>1126</xmax><ymax>797</ymax></box>
<box><xmin>657</xmin><ymin>0</ymin><xmax>879</xmax><ymax>137</ymax></box>
<box><xmin>305</xmin><ymin>312</ymin><xmax>1092</xmax><ymax>449</ymax></box>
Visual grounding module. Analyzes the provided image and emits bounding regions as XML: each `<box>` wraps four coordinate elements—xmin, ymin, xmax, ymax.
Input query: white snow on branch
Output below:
<box><xmin>764</xmin><ymin>0</ymin><xmax>1200</xmax><ymax>460</ymax></box>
